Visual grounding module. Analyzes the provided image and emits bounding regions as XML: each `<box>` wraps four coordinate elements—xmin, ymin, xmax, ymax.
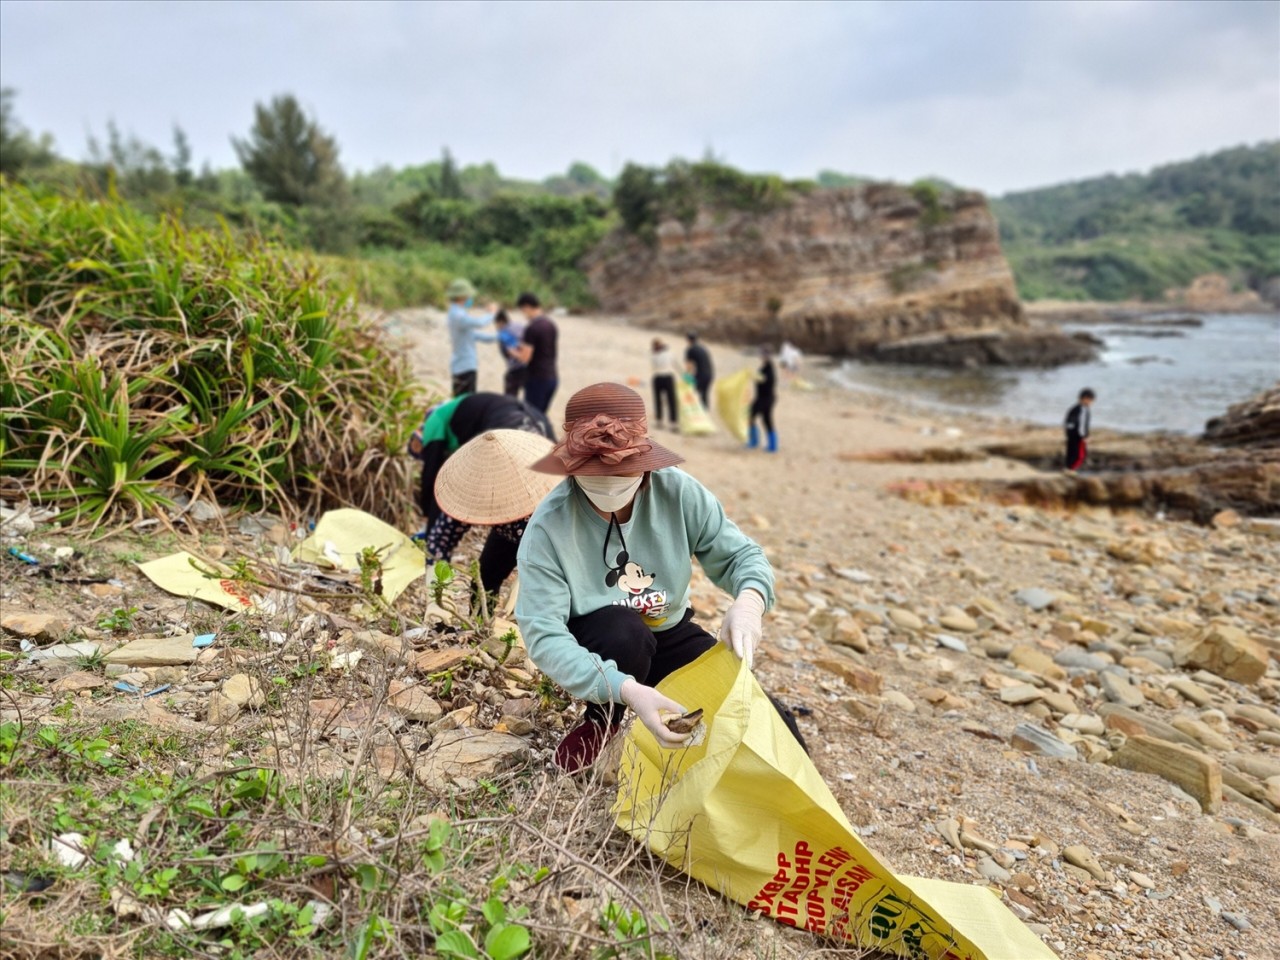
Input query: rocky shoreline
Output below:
<box><xmin>2</xmin><ymin>308</ymin><xmax>1276</xmax><ymax>960</ymax></box>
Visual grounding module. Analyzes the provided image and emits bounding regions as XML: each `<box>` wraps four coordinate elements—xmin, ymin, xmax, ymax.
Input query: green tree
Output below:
<box><xmin>0</xmin><ymin>87</ymin><xmax>55</xmax><ymax>177</ymax></box>
<box><xmin>171</xmin><ymin>125</ymin><xmax>193</xmax><ymax>187</ymax></box>
<box><xmin>614</xmin><ymin>163</ymin><xmax>659</xmax><ymax>235</ymax></box>
<box><xmin>232</xmin><ymin>94</ymin><xmax>346</xmax><ymax>205</ymax></box>
<box><xmin>438</xmin><ymin>148</ymin><xmax>464</xmax><ymax>200</ymax></box>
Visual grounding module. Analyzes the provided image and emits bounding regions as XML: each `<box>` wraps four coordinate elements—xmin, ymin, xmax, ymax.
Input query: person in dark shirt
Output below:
<box><xmin>684</xmin><ymin>331</ymin><xmax>714</xmax><ymax>408</ymax></box>
<box><xmin>1064</xmin><ymin>388</ymin><xmax>1095</xmax><ymax>473</ymax></box>
<box><xmin>748</xmin><ymin>345</ymin><xmax>778</xmax><ymax>453</ymax></box>
<box><xmin>512</xmin><ymin>292</ymin><xmax>558</xmax><ymax>413</ymax></box>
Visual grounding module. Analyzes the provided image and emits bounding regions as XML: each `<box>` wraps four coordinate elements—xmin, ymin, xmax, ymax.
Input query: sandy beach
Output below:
<box><xmin>396</xmin><ymin>307</ymin><xmax>1280</xmax><ymax>959</ymax></box>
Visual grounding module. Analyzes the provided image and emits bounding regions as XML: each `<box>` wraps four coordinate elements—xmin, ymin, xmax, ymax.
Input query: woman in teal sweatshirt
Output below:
<box><xmin>517</xmin><ymin>382</ymin><xmax>804</xmax><ymax>773</ymax></box>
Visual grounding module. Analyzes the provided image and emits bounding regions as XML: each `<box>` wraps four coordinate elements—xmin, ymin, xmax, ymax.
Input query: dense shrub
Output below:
<box><xmin>0</xmin><ymin>183</ymin><xmax>423</xmax><ymax>528</ymax></box>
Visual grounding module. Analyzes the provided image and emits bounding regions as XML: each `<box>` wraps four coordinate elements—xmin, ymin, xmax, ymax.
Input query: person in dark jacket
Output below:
<box><xmin>1064</xmin><ymin>388</ymin><xmax>1095</xmax><ymax>473</ymax></box>
<box><xmin>409</xmin><ymin>393</ymin><xmax>555</xmax><ymax>593</ymax></box>
<box><xmin>684</xmin><ymin>332</ymin><xmax>714</xmax><ymax>408</ymax></box>
<box><xmin>747</xmin><ymin>345</ymin><xmax>778</xmax><ymax>453</ymax></box>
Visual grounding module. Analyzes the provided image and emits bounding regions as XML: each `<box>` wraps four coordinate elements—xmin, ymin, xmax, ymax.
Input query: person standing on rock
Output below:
<box><xmin>650</xmin><ymin>338</ymin><xmax>677</xmax><ymax>429</ymax></box>
<box><xmin>515</xmin><ymin>382</ymin><xmax>805</xmax><ymax>773</ymax></box>
<box><xmin>684</xmin><ymin>331</ymin><xmax>714</xmax><ymax>408</ymax></box>
<box><xmin>511</xmin><ymin>292</ymin><xmax>558</xmax><ymax>413</ymax></box>
<box><xmin>747</xmin><ymin>345</ymin><xmax>778</xmax><ymax>453</ymax></box>
<box><xmin>446</xmin><ymin>278</ymin><xmax>497</xmax><ymax>397</ymax></box>
<box><xmin>1064</xmin><ymin>388</ymin><xmax>1095</xmax><ymax>473</ymax></box>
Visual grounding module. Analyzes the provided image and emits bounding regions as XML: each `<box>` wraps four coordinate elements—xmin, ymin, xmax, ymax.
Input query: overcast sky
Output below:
<box><xmin>2</xmin><ymin>0</ymin><xmax>1276</xmax><ymax>195</ymax></box>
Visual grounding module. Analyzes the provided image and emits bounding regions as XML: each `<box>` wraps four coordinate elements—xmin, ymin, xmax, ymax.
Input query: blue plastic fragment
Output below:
<box><xmin>6</xmin><ymin>547</ymin><xmax>38</xmax><ymax>565</ymax></box>
<box><xmin>192</xmin><ymin>633</ymin><xmax>216</xmax><ymax>648</ymax></box>
<box><xmin>113</xmin><ymin>681</ymin><xmax>141</xmax><ymax>694</ymax></box>
<box><xmin>143</xmin><ymin>684</ymin><xmax>170</xmax><ymax>698</ymax></box>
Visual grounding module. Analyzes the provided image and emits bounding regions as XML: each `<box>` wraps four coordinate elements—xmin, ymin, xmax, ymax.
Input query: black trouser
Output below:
<box><xmin>652</xmin><ymin>374</ymin><xmax>677</xmax><ymax>425</ymax></box>
<box><xmin>750</xmin><ymin>396</ymin><xmax>776</xmax><ymax>434</ymax></box>
<box><xmin>695</xmin><ymin>377</ymin><xmax>712</xmax><ymax>409</ymax></box>
<box><xmin>566</xmin><ymin>606</ymin><xmax>807</xmax><ymax>751</ymax></box>
<box><xmin>524</xmin><ymin>377</ymin><xmax>558</xmax><ymax>413</ymax></box>
<box><xmin>1065</xmin><ymin>435</ymin><xmax>1087</xmax><ymax>470</ymax></box>
<box><xmin>452</xmin><ymin>370</ymin><xmax>477</xmax><ymax>397</ymax></box>
<box><xmin>503</xmin><ymin>366</ymin><xmax>528</xmax><ymax>398</ymax></box>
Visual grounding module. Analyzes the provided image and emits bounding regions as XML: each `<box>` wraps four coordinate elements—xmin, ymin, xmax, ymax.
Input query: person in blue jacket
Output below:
<box><xmin>445</xmin><ymin>278</ymin><xmax>496</xmax><ymax>397</ymax></box>
<box><xmin>516</xmin><ymin>382</ymin><xmax>805</xmax><ymax>773</ymax></box>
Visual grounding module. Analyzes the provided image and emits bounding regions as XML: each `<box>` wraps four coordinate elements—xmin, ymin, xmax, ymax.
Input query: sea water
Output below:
<box><xmin>833</xmin><ymin>313</ymin><xmax>1280</xmax><ymax>435</ymax></box>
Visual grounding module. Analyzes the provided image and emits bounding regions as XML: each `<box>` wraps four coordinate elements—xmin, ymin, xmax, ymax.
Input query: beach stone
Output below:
<box><xmin>1100</xmin><ymin>672</ymin><xmax>1146</xmax><ymax>709</ymax></box>
<box><xmin>1009</xmin><ymin>644</ymin><xmax>1066</xmax><ymax>681</ymax></box>
<box><xmin>1109</xmin><ymin>735</ymin><xmax>1222</xmax><ymax>814</ymax></box>
<box><xmin>1175</xmin><ymin>623</ymin><xmax>1268</xmax><ymax>684</ymax></box>
<box><xmin>1053</xmin><ymin>649</ymin><xmax>1109</xmax><ymax>672</ymax></box>
<box><xmin>2</xmin><ymin>611</ymin><xmax>70</xmax><ymax>642</ymax></box>
<box><xmin>1231</xmin><ymin>704</ymin><xmax>1280</xmax><ymax>731</ymax></box>
<box><xmin>815</xmin><ymin>658</ymin><xmax>884</xmax><ymax>695</ymax></box>
<box><xmin>882</xmin><ymin>690</ymin><xmax>916</xmax><ymax>712</ymax></box>
<box><xmin>1129</xmin><ymin>871</ymin><xmax>1155</xmax><ymax>890</ymax></box>
<box><xmin>207</xmin><ymin>692</ymin><xmax>240</xmax><ymax>726</ymax></box>
<box><xmin>104</xmin><ymin>634</ymin><xmax>198</xmax><ymax>667</ymax></box>
<box><xmin>1060</xmin><ymin>713</ymin><xmax>1105</xmax><ymax>736</ymax></box>
<box><xmin>51</xmin><ymin>670</ymin><xmax>107</xmax><ymax>693</ymax></box>
<box><xmin>1170</xmin><ymin>717</ymin><xmax>1233</xmax><ymax>752</ymax></box>
<box><xmin>1168</xmin><ymin>678</ymin><xmax>1215</xmax><ymax>706</ymax></box>
<box><xmin>833</xmin><ymin>568</ymin><xmax>874</xmax><ymax>584</ymax></box>
<box><xmin>886</xmin><ymin>608</ymin><xmax>923</xmax><ymax>632</ymax></box>
<box><xmin>939</xmin><ymin>608</ymin><xmax>979</xmax><ymax>633</ymax></box>
<box><xmin>999</xmin><ymin>684</ymin><xmax>1043</xmax><ymax>705</ymax></box>
<box><xmin>387</xmin><ymin>682</ymin><xmax>443</xmax><ymax>723</ymax></box>
<box><xmin>935</xmin><ymin>634</ymin><xmax>969</xmax><ymax>654</ymax></box>
<box><xmin>412</xmin><ymin>647</ymin><xmax>472</xmax><ymax>675</ymax></box>
<box><xmin>1010</xmin><ymin>723</ymin><xmax>1077</xmax><ymax>759</ymax></box>
<box><xmin>829</xmin><ymin>618</ymin><xmax>868</xmax><ymax>652</ymax></box>
<box><xmin>222</xmin><ymin>673</ymin><xmax>263</xmax><ymax>708</ymax></box>
<box><xmin>1014</xmin><ymin>588</ymin><xmax>1056</xmax><ymax>612</ymax></box>
<box><xmin>1063</xmin><ymin>844</ymin><xmax>1107</xmax><ymax>882</ymax></box>
<box><xmin>976</xmin><ymin>856</ymin><xmax>1011</xmax><ymax>884</ymax></box>
<box><xmin>414</xmin><ymin>728</ymin><xmax>531</xmax><ymax>792</ymax></box>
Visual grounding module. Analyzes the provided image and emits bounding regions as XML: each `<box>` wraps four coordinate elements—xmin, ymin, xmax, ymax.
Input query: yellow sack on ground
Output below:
<box><xmin>713</xmin><ymin>368</ymin><xmax>755</xmax><ymax>442</ymax></box>
<box><xmin>614</xmin><ymin>646</ymin><xmax>1057</xmax><ymax>960</ymax></box>
<box><xmin>675</xmin><ymin>377</ymin><xmax>716</xmax><ymax>435</ymax></box>
<box><xmin>137</xmin><ymin>552</ymin><xmax>261</xmax><ymax>611</ymax></box>
<box><xmin>294</xmin><ymin>508</ymin><xmax>423</xmax><ymax>603</ymax></box>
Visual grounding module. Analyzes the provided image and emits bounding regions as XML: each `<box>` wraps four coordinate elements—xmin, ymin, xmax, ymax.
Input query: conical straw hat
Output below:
<box><xmin>435</xmin><ymin>429</ymin><xmax>564</xmax><ymax>525</ymax></box>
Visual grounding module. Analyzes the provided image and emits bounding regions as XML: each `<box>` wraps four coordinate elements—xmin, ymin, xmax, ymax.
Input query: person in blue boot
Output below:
<box><xmin>747</xmin><ymin>345</ymin><xmax>778</xmax><ymax>453</ymax></box>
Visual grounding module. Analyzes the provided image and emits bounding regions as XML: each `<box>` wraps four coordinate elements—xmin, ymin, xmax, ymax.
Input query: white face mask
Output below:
<box><xmin>576</xmin><ymin>475</ymin><xmax>643</xmax><ymax>514</ymax></box>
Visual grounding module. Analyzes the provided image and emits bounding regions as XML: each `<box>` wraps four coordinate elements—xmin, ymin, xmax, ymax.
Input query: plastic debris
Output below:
<box><xmin>114</xmin><ymin>681</ymin><xmax>142</xmax><ymax>694</ymax></box>
<box><xmin>7</xmin><ymin>546</ymin><xmax>39</xmax><ymax>565</ymax></box>
<box><xmin>144</xmin><ymin>684</ymin><xmax>171</xmax><ymax>698</ymax></box>
<box><xmin>192</xmin><ymin>633</ymin><xmax>216</xmax><ymax>648</ymax></box>
<box><xmin>110</xmin><ymin>838</ymin><xmax>136</xmax><ymax>864</ymax></box>
<box><xmin>50</xmin><ymin>833</ymin><xmax>89</xmax><ymax>868</ymax></box>
<box><xmin>168</xmin><ymin>901</ymin><xmax>271</xmax><ymax>931</ymax></box>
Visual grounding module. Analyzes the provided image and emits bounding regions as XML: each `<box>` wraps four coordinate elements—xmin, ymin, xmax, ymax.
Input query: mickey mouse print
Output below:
<box><xmin>606</xmin><ymin>547</ymin><xmax>672</xmax><ymax>627</ymax></box>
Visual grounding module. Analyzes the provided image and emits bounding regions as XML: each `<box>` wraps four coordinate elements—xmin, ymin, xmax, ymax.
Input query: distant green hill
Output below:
<box><xmin>991</xmin><ymin>142</ymin><xmax>1280</xmax><ymax>302</ymax></box>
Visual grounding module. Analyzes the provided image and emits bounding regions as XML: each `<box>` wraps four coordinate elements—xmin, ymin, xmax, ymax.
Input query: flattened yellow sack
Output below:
<box><xmin>294</xmin><ymin>508</ymin><xmax>423</xmax><ymax>603</ymax></box>
<box><xmin>137</xmin><ymin>552</ymin><xmax>260</xmax><ymax>611</ymax></box>
<box><xmin>614</xmin><ymin>646</ymin><xmax>1057</xmax><ymax>960</ymax></box>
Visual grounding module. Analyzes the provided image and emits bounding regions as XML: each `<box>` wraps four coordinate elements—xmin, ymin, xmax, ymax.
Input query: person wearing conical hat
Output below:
<box><xmin>445</xmin><ymin>278</ymin><xmax>497</xmax><ymax>397</ymax></box>
<box><xmin>516</xmin><ymin>382</ymin><xmax>806</xmax><ymax>774</ymax></box>
<box><xmin>410</xmin><ymin>393</ymin><xmax>554</xmax><ymax>598</ymax></box>
<box><xmin>433</xmin><ymin>429</ymin><xmax>564</xmax><ymax>604</ymax></box>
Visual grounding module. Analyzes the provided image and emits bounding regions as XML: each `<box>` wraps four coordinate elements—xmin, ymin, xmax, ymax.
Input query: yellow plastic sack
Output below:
<box><xmin>614</xmin><ymin>646</ymin><xmax>1058</xmax><ymax>960</ymax></box>
<box><xmin>137</xmin><ymin>552</ymin><xmax>261</xmax><ymax>611</ymax></box>
<box><xmin>675</xmin><ymin>377</ymin><xmax>716</xmax><ymax>436</ymax></box>
<box><xmin>294</xmin><ymin>509</ymin><xmax>424</xmax><ymax>603</ymax></box>
<box><xmin>713</xmin><ymin>368</ymin><xmax>755</xmax><ymax>442</ymax></box>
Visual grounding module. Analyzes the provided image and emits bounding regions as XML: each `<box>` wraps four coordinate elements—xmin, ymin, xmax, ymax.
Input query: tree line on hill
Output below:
<box><xmin>3</xmin><ymin>88</ymin><xmax>1276</xmax><ymax>306</ymax></box>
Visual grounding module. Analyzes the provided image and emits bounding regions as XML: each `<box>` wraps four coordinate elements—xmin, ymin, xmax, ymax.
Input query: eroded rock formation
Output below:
<box><xmin>586</xmin><ymin>185</ymin><xmax>1090</xmax><ymax>366</ymax></box>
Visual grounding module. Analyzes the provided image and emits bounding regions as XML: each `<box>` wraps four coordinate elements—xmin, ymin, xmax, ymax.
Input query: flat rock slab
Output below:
<box><xmin>2</xmin><ymin>612</ymin><xmax>69</xmax><ymax>641</ymax></box>
<box><xmin>1011</xmin><ymin>723</ymin><xmax>1077</xmax><ymax>759</ymax></box>
<box><xmin>814</xmin><ymin>658</ymin><xmax>884</xmax><ymax>695</ymax></box>
<box><xmin>387</xmin><ymin>682</ymin><xmax>444</xmax><ymax>723</ymax></box>
<box><xmin>413</xmin><ymin>647</ymin><xmax>473</xmax><ymax>675</ymax></box>
<box><xmin>51</xmin><ymin>670</ymin><xmax>107</xmax><ymax>693</ymax></box>
<box><xmin>1109</xmin><ymin>735</ymin><xmax>1222</xmax><ymax>814</ymax></box>
<box><xmin>104</xmin><ymin>634</ymin><xmax>198</xmax><ymax>667</ymax></box>
<box><xmin>414</xmin><ymin>728</ymin><xmax>531</xmax><ymax>792</ymax></box>
<box><xmin>1176</xmin><ymin>624</ymin><xmax>1268</xmax><ymax>685</ymax></box>
<box><xmin>1014</xmin><ymin>588</ymin><xmax>1056</xmax><ymax>611</ymax></box>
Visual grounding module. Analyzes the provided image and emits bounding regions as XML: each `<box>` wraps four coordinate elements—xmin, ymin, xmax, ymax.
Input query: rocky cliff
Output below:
<box><xmin>585</xmin><ymin>184</ymin><xmax>1090</xmax><ymax>365</ymax></box>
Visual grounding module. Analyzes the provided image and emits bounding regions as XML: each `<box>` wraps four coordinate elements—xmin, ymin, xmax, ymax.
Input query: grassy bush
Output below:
<box><xmin>0</xmin><ymin>182</ymin><xmax>424</xmax><ymax>529</ymax></box>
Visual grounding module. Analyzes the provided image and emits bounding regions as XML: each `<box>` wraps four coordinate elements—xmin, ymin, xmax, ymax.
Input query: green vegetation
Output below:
<box><xmin>613</xmin><ymin>159</ymin><xmax>794</xmax><ymax>241</ymax></box>
<box><xmin>993</xmin><ymin>142</ymin><xmax>1280</xmax><ymax>301</ymax></box>
<box><xmin>0</xmin><ymin>183</ymin><xmax>421</xmax><ymax>529</ymax></box>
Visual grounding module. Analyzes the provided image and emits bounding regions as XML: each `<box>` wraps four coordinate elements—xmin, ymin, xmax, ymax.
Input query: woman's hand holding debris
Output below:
<box><xmin>621</xmin><ymin>678</ymin><xmax>691</xmax><ymax>748</ymax></box>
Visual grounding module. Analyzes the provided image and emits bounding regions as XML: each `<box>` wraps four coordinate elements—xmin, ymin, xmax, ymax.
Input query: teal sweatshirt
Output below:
<box><xmin>515</xmin><ymin>467</ymin><xmax>774</xmax><ymax>704</ymax></box>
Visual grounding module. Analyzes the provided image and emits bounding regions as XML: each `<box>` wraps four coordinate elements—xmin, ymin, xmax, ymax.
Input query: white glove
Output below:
<box><xmin>620</xmin><ymin>678</ymin><xmax>691</xmax><ymax>749</ymax></box>
<box><xmin>719</xmin><ymin>589</ymin><xmax>765</xmax><ymax>669</ymax></box>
